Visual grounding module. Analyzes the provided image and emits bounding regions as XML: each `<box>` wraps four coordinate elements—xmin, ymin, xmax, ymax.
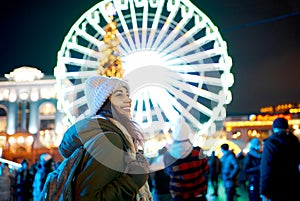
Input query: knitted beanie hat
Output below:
<box><xmin>272</xmin><ymin>117</ymin><xmax>289</xmax><ymax>129</ymax></box>
<box><xmin>172</xmin><ymin>117</ymin><xmax>191</xmax><ymax>141</ymax></box>
<box><xmin>85</xmin><ymin>75</ymin><xmax>129</xmax><ymax>116</ymax></box>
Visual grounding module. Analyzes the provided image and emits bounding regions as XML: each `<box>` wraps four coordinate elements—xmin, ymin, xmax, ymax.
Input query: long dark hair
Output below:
<box><xmin>96</xmin><ymin>99</ymin><xmax>144</xmax><ymax>148</ymax></box>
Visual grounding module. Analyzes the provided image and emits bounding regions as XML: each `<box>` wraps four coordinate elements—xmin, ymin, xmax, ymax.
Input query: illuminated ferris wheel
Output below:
<box><xmin>54</xmin><ymin>0</ymin><xmax>234</xmax><ymax>143</ymax></box>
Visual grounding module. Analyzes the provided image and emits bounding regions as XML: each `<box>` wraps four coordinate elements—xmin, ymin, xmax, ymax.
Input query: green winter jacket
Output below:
<box><xmin>59</xmin><ymin>116</ymin><xmax>148</xmax><ymax>201</ymax></box>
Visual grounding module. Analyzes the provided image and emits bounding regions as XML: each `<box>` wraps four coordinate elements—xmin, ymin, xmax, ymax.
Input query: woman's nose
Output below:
<box><xmin>126</xmin><ymin>97</ymin><xmax>132</xmax><ymax>103</ymax></box>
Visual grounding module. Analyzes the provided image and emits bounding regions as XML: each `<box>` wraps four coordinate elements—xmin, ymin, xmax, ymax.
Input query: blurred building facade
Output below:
<box><xmin>0</xmin><ymin>66</ymin><xmax>64</xmax><ymax>164</ymax></box>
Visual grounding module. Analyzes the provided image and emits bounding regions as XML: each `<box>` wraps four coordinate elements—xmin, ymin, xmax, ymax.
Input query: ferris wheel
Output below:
<box><xmin>54</xmin><ymin>0</ymin><xmax>234</xmax><ymax>145</ymax></box>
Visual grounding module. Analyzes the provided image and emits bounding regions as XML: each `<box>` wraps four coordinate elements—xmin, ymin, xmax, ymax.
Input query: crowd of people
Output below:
<box><xmin>0</xmin><ymin>75</ymin><xmax>299</xmax><ymax>201</ymax></box>
<box><xmin>0</xmin><ymin>153</ymin><xmax>61</xmax><ymax>201</ymax></box>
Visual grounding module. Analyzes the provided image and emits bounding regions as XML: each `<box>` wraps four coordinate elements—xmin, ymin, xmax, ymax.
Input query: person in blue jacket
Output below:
<box><xmin>220</xmin><ymin>143</ymin><xmax>239</xmax><ymax>201</ymax></box>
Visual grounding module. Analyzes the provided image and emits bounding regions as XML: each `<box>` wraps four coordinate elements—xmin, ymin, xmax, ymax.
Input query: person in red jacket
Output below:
<box><xmin>150</xmin><ymin>117</ymin><xmax>209</xmax><ymax>201</ymax></box>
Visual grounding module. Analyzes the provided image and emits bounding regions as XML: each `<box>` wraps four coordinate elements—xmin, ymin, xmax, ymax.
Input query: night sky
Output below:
<box><xmin>0</xmin><ymin>0</ymin><xmax>299</xmax><ymax>115</ymax></box>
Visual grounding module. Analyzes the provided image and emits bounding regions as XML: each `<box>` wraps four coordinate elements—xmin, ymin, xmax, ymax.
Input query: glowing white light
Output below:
<box><xmin>26</xmin><ymin>136</ymin><xmax>34</xmax><ymax>145</ymax></box>
<box><xmin>2</xmin><ymin>89</ymin><xmax>9</xmax><ymax>100</ymax></box>
<box><xmin>40</xmin><ymin>88</ymin><xmax>52</xmax><ymax>99</ymax></box>
<box><xmin>9</xmin><ymin>89</ymin><xmax>17</xmax><ymax>102</ymax></box>
<box><xmin>17</xmin><ymin>136</ymin><xmax>25</xmax><ymax>144</ymax></box>
<box><xmin>123</xmin><ymin>51</ymin><xmax>166</xmax><ymax>75</ymax></box>
<box><xmin>29</xmin><ymin>125</ymin><xmax>38</xmax><ymax>134</ymax></box>
<box><xmin>30</xmin><ymin>88</ymin><xmax>39</xmax><ymax>101</ymax></box>
<box><xmin>19</xmin><ymin>92</ymin><xmax>29</xmax><ymax>100</ymax></box>
<box><xmin>8</xmin><ymin>137</ymin><xmax>15</xmax><ymax>144</ymax></box>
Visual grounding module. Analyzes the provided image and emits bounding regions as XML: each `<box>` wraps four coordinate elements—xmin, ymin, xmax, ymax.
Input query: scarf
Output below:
<box><xmin>109</xmin><ymin>118</ymin><xmax>152</xmax><ymax>201</ymax></box>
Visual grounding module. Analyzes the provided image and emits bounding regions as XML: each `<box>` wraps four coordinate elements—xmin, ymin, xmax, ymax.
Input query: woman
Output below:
<box><xmin>59</xmin><ymin>75</ymin><xmax>152</xmax><ymax>201</ymax></box>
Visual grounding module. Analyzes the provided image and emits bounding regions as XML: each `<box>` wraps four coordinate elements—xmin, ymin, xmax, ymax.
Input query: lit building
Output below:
<box><xmin>0</xmin><ymin>66</ymin><xmax>64</xmax><ymax>164</ymax></box>
<box><xmin>223</xmin><ymin>105</ymin><xmax>300</xmax><ymax>152</ymax></box>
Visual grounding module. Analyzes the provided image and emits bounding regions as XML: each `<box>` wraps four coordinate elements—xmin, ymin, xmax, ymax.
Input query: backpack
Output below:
<box><xmin>39</xmin><ymin>146</ymin><xmax>85</xmax><ymax>201</ymax></box>
<box><xmin>39</xmin><ymin>118</ymin><xmax>130</xmax><ymax>201</ymax></box>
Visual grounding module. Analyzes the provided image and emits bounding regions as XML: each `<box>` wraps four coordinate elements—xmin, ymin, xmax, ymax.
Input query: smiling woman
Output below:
<box><xmin>57</xmin><ymin>75</ymin><xmax>152</xmax><ymax>200</ymax></box>
<box><xmin>109</xmin><ymin>87</ymin><xmax>132</xmax><ymax>117</ymax></box>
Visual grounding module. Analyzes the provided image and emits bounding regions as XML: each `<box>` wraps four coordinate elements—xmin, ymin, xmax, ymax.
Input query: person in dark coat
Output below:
<box><xmin>208</xmin><ymin>150</ymin><xmax>220</xmax><ymax>196</ymax></box>
<box><xmin>244</xmin><ymin>138</ymin><xmax>262</xmax><ymax>201</ymax></box>
<box><xmin>151</xmin><ymin>146</ymin><xmax>172</xmax><ymax>201</ymax></box>
<box><xmin>220</xmin><ymin>143</ymin><xmax>239</xmax><ymax>201</ymax></box>
<box><xmin>260</xmin><ymin>117</ymin><xmax>300</xmax><ymax>201</ymax></box>
<box><xmin>14</xmin><ymin>159</ymin><xmax>34</xmax><ymax>201</ymax></box>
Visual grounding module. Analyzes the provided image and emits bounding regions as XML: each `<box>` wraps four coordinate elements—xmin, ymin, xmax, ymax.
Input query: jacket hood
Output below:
<box><xmin>59</xmin><ymin>118</ymin><xmax>106</xmax><ymax>158</ymax></box>
<box><xmin>168</xmin><ymin>140</ymin><xmax>193</xmax><ymax>159</ymax></box>
<box><xmin>59</xmin><ymin>116</ymin><xmax>119</xmax><ymax>158</ymax></box>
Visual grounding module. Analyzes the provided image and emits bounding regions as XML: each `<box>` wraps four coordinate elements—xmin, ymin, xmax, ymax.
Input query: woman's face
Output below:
<box><xmin>109</xmin><ymin>86</ymin><xmax>131</xmax><ymax>117</ymax></box>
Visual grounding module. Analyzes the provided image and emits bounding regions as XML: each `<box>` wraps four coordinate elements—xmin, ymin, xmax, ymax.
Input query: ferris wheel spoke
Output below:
<box><xmin>190</xmin><ymin>85</ymin><xmax>220</xmax><ymax>103</ymax></box>
<box><xmin>167</xmin><ymin>31</ymin><xmax>217</xmax><ymax>59</ymax></box>
<box><xmin>162</xmin><ymin>32</ymin><xmax>218</xmax><ymax>62</ymax></box>
<box><xmin>156</xmin><ymin>5</ymin><xmax>193</xmax><ymax>52</ymax></box>
<box><xmin>165</xmin><ymin>47</ymin><xmax>224</xmax><ymax>65</ymax></box>
<box><xmin>161</xmin><ymin>21</ymin><xmax>206</xmax><ymax>56</ymax></box>
<box><xmin>61</xmin><ymin>102</ymin><xmax>76</xmax><ymax>122</ymax></box>
<box><xmin>153</xmin><ymin>89</ymin><xmax>179</xmax><ymax>121</ymax></box>
<box><xmin>116</xmin><ymin>33</ymin><xmax>132</xmax><ymax>54</ymax></box>
<box><xmin>170</xmin><ymin>77</ymin><xmax>220</xmax><ymax>102</ymax></box>
<box><xmin>66</xmin><ymin>42</ymin><xmax>101</xmax><ymax>58</ymax></box>
<box><xmin>86</xmin><ymin>16</ymin><xmax>106</xmax><ymax>36</ymax></box>
<box><xmin>114</xmin><ymin>1</ymin><xmax>136</xmax><ymax>51</ymax></box>
<box><xmin>146</xmin><ymin>93</ymin><xmax>166</xmax><ymax>123</ymax></box>
<box><xmin>134</xmin><ymin>92</ymin><xmax>145</xmax><ymax>124</ymax></box>
<box><xmin>143</xmin><ymin>90</ymin><xmax>153</xmax><ymax>124</ymax></box>
<box><xmin>152</xmin><ymin>0</ymin><xmax>181</xmax><ymax>50</ymax></box>
<box><xmin>165</xmin><ymin>80</ymin><xmax>213</xmax><ymax>117</ymax></box>
<box><xmin>61</xmin><ymin>83</ymin><xmax>85</xmax><ymax>96</ymax></box>
<box><xmin>129</xmin><ymin>0</ymin><xmax>141</xmax><ymax>50</ymax></box>
<box><xmin>58</xmin><ymin>57</ymin><xmax>99</xmax><ymax>68</ymax></box>
<box><xmin>65</xmin><ymin>96</ymin><xmax>87</xmax><ymax>111</ymax></box>
<box><xmin>146</xmin><ymin>0</ymin><xmax>164</xmax><ymax>49</ymax></box>
<box><xmin>168</xmin><ymin>63</ymin><xmax>228</xmax><ymax>73</ymax></box>
<box><xmin>164</xmin><ymin>90</ymin><xmax>203</xmax><ymax>129</ymax></box>
<box><xmin>56</xmin><ymin>71</ymin><xmax>96</xmax><ymax>79</ymax></box>
<box><xmin>180</xmin><ymin>74</ymin><xmax>223</xmax><ymax>87</ymax></box>
<box><xmin>152</xmin><ymin>106</ymin><xmax>165</xmax><ymax>124</ymax></box>
<box><xmin>141</xmin><ymin>0</ymin><xmax>149</xmax><ymax>48</ymax></box>
<box><xmin>75</xmin><ymin>28</ymin><xmax>103</xmax><ymax>49</ymax></box>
